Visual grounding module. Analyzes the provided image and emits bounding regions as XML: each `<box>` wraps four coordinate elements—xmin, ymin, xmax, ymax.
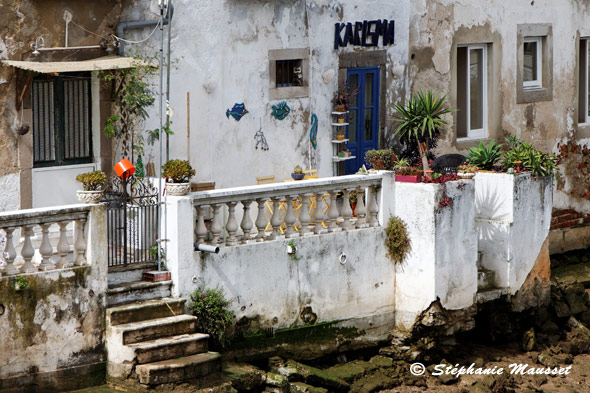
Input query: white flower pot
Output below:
<box><xmin>165</xmin><ymin>182</ymin><xmax>191</xmax><ymax>196</ymax></box>
<box><xmin>76</xmin><ymin>190</ymin><xmax>104</xmax><ymax>204</ymax></box>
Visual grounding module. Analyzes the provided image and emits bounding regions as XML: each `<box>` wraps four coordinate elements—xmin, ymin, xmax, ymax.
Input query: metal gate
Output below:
<box><xmin>104</xmin><ymin>175</ymin><xmax>160</xmax><ymax>267</ymax></box>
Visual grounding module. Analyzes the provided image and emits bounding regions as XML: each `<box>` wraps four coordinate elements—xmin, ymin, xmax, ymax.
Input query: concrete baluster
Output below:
<box><xmin>3</xmin><ymin>228</ymin><xmax>19</xmax><ymax>275</ymax></box>
<box><xmin>270</xmin><ymin>197</ymin><xmax>282</xmax><ymax>240</ymax></box>
<box><xmin>210</xmin><ymin>204</ymin><xmax>223</xmax><ymax>245</ymax></box>
<box><xmin>20</xmin><ymin>225</ymin><xmax>37</xmax><ymax>273</ymax></box>
<box><xmin>56</xmin><ymin>221</ymin><xmax>72</xmax><ymax>269</ymax></box>
<box><xmin>74</xmin><ymin>218</ymin><xmax>87</xmax><ymax>266</ymax></box>
<box><xmin>225</xmin><ymin>202</ymin><xmax>239</xmax><ymax>246</ymax></box>
<box><xmin>327</xmin><ymin>191</ymin><xmax>340</xmax><ymax>232</ymax></box>
<box><xmin>195</xmin><ymin>206</ymin><xmax>208</xmax><ymax>244</ymax></box>
<box><xmin>368</xmin><ymin>186</ymin><xmax>379</xmax><ymax>227</ymax></box>
<box><xmin>355</xmin><ymin>186</ymin><xmax>367</xmax><ymax>229</ymax></box>
<box><xmin>255</xmin><ymin>198</ymin><xmax>267</xmax><ymax>242</ymax></box>
<box><xmin>284</xmin><ymin>195</ymin><xmax>297</xmax><ymax>238</ymax></box>
<box><xmin>298</xmin><ymin>194</ymin><xmax>311</xmax><ymax>236</ymax></box>
<box><xmin>38</xmin><ymin>223</ymin><xmax>55</xmax><ymax>271</ymax></box>
<box><xmin>240</xmin><ymin>200</ymin><xmax>253</xmax><ymax>244</ymax></box>
<box><xmin>341</xmin><ymin>189</ymin><xmax>353</xmax><ymax>230</ymax></box>
<box><xmin>313</xmin><ymin>192</ymin><xmax>325</xmax><ymax>234</ymax></box>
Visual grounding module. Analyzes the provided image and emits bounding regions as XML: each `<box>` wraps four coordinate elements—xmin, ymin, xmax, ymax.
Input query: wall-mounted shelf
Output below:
<box><xmin>331</xmin><ymin>122</ymin><xmax>349</xmax><ymax>126</ymax></box>
<box><xmin>332</xmin><ymin>155</ymin><xmax>356</xmax><ymax>162</ymax></box>
<box><xmin>331</xmin><ymin>139</ymin><xmax>349</xmax><ymax>144</ymax></box>
<box><xmin>331</xmin><ymin>110</ymin><xmax>350</xmax><ymax>175</ymax></box>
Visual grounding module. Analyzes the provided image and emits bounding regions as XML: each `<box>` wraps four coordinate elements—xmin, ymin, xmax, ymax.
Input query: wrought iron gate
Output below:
<box><xmin>104</xmin><ymin>175</ymin><xmax>160</xmax><ymax>267</ymax></box>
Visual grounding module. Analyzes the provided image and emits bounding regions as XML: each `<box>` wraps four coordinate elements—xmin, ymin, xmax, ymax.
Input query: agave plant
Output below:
<box><xmin>467</xmin><ymin>140</ymin><xmax>502</xmax><ymax>170</ymax></box>
<box><xmin>502</xmin><ymin>137</ymin><xmax>559</xmax><ymax>177</ymax></box>
<box><xmin>393</xmin><ymin>90</ymin><xmax>455</xmax><ymax>172</ymax></box>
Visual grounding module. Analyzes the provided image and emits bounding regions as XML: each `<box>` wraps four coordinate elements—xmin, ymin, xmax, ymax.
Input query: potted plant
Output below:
<box><xmin>457</xmin><ymin>163</ymin><xmax>479</xmax><ymax>179</ymax></box>
<box><xmin>162</xmin><ymin>159</ymin><xmax>195</xmax><ymax>196</ymax></box>
<box><xmin>75</xmin><ymin>170</ymin><xmax>107</xmax><ymax>203</ymax></box>
<box><xmin>292</xmin><ymin>165</ymin><xmax>305</xmax><ymax>180</ymax></box>
<box><xmin>466</xmin><ymin>140</ymin><xmax>502</xmax><ymax>171</ymax></box>
<box><xmin>332</xmin><ymin>85</ymin><xmax>360</xmax><ymax>122</ymax></box>
<box><xmin>364</xmin><ymin>149</ymin><xmax>397</xmax><ymax>170</ymax></box>
<box><xmin>393</xmin><ymin>90</ymin><xmax>455</xmax><ymax>174</ymax></box>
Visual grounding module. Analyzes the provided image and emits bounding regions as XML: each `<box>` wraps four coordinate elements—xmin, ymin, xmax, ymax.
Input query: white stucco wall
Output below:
<box><xmin>165</xmin><ymin>195</ymin><xmax>396</xmax><ymax>336</ymax></box>
<box><xmin>123</xmin><ymin>0</ymin><xmax>410</xmax><ymax>188</ymax></box>
<box><xmin>393</xmin><ymin>180</ymin><xmax>477</xmax><ymax>330</ymax></box>
<box><xmin>474</xmin><ymin>173</ymin><xmax>552</xmax><ymax>293</ymax></box>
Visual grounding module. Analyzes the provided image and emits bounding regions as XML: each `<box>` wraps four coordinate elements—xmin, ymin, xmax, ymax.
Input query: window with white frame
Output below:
<box><xmin>579</xmin><ymin>38</ymin><xmax>590</xmax><ymax>124</ymax></box>
<box><xmin>523</xmin><ymin>37</ymin><xmax>542</xmax><ymax>89</ymax></box>
<box><xmin>456</xmin><ymin>45</ymin><xmax>487</xmax><ymax>140</ymax></box>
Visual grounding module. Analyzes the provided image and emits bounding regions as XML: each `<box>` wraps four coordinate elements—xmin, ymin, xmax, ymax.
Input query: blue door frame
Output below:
<box><xmin>345</xmin><ymin>67</ymin><xmax>380</xmax><ymax>174</ymax></box>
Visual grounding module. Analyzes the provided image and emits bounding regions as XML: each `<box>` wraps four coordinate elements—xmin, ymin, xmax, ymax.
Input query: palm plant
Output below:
<box><xmin>393</xmin><ymin>90</ymin><xmax>455</xmax><ymax>172</ymax></box>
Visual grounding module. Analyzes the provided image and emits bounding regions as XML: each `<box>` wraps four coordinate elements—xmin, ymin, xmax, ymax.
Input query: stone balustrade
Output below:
<box><xmin>0</xmin><ymin>204</ymin><xmax>92</xmax><ymax>276</ymax></box>
<box><xmin>191</xmin><ymin>174</ymin><xmax>384</xmax><ymax>246</ymax></box>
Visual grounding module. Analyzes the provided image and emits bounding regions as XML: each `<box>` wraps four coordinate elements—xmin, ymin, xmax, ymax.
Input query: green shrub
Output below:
<box><xmin>162</xmin><ymin>159</ymin><xmax>195</xmax><ymax>183</ymax></box>
<box><xmin>466</xmin><ymin>140</ymin><xmax>502</xmax><ymax>170</ymax></box>
<box><xmin>188</xmin><ymin>286</ymin><xmax>234</xmax><ymax>350</ymax></box>
<box><xmin>502</xmin><ymin>137</ymin><xmax>558</xmax><ymax>177</ymax></box>
<box><xmin>384</xmin><ymin>216</ymin><xmax>412</xmax><ymax>265</ymax></box>
<box><xmin>365</xmin><ymin>149</ymin><xmax>398</xmax><ymax>170</ymax></box>
<box><xmin>75</xmin><ymin>170</ymin><xmax>107</xmax><ymax>191</ymax></box>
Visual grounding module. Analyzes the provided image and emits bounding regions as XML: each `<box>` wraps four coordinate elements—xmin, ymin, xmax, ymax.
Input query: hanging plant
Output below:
<box><xmin>384</xmin><ymin>216</ymin><xmax>411</xmax><ymax>265</ymax></box>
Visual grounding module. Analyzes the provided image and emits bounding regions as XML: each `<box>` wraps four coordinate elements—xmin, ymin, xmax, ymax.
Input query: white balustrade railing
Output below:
<box><xmin>0</xmin><ymin>205</ymin><xmax>91</xmax><ymax>276</ymax></box>
<box><xmin>191</xmin><ymin>174</ymin><xmax>383</xmax><ymax>247</ymax></box>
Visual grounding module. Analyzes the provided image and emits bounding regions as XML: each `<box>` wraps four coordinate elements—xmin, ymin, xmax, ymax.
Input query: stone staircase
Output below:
<box><xmin>106</xmin><ymin>264</ymin><xmax>221</xmax><ymax>385</ymax></box>
<box><xmin>476</xmin><ymin>252</ymin><xmax>508</xmax><ymax>303</ymax></box>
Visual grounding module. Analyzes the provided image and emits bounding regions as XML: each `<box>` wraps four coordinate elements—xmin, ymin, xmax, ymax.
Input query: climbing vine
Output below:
<box><xmin>384</xmin><ymin>216</ymin><xmax>412</xmax><ymax>265</ymax></box>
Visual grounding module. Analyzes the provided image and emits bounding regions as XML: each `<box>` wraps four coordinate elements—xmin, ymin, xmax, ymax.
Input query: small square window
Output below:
<box><xmin>276</xmin><ymin>59</ymin><xmax>303</xmax><ymax>88</ymax></box>
<box><xmin>523</xmin><ymin>38</ymin><xmax>542</xmax><ymax>89</ymax></box>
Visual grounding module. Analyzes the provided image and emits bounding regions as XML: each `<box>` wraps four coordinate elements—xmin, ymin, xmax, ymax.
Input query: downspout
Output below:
<box><xmin>165</xmin><ymin>0</ymin><xmax>173</xmax><ymax>162</ymax></box>
<box><xmin>115</xmin><ymin>2</ymin><xmax>174</xmax><ymax>56</ymax></box>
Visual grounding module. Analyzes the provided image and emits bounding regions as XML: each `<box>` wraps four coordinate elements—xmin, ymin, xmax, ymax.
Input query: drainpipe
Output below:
<box><xmin>115</xmin><ymin>1</ymin><xmax>174</xmax><ymax>56</ymax></box>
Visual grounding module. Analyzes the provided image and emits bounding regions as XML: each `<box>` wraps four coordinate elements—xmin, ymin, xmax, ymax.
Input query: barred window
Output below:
<box><xmin>32</xmin><ymin>74</ymin><xmax>92</xmax><ymax>167</ymax></box>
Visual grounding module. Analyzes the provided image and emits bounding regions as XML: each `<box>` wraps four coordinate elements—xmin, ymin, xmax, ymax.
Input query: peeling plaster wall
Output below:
<box><xmin>125</xmin><ymin>0</ymin><xmax>410</xmax><ymax>187</ymax></box>
<box><xmin>408</xmin><ymin>0</ymin><xmax>590</xmax><ymax>211</ymax></box>
<box><xmin>0</xmin><ymin>1</ymin><xmax>123</xmax><ymax>212</ymax></box>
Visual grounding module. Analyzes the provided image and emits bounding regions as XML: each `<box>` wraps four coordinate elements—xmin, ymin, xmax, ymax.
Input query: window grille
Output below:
<box><xmin>276</xmin><ymin>59</ymin><xmax>303</xmax><ymax>87</ymax></box>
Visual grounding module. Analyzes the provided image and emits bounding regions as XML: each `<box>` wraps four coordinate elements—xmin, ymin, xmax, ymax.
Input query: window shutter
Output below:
<box><xmin>32</xmin><ymin>80</ymin><xmax>56</xmax><ymax>162</ymax></box>
<box><xmin>63</xmin><ymin>78</ymin><xmax>91</xmax><ymax>160</ymax></box>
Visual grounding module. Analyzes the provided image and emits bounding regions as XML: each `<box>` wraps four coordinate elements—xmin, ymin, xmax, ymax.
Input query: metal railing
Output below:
<box><xmin>191</xmin><ymin>174</ymin><xmax>383</xmax><ymax>247</ymax></box>
<box><xmin>0</xmin><ymin>205</ymin><xmax>91</xmax><ymax>276</ymax></box>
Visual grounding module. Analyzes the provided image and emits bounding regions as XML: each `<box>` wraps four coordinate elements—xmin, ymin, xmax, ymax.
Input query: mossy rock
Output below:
<box><xmin>349</xmin><ymin>370</ymin><xmax>400</xmax><ymax>393</ymax></box>
<box><xmin>281</xmin><ymin>360</ymin><xmax>349</xmax><ymax>391</ymax></box>
<box><xmin>289</xmin><ymin>382</ymin><xmax>328</xmax><ymax>393</ymax></box>
<box><xmin>368</xmin><ymin>355</ymin><xmax>393</xmax><ymax>369</ymax></box>
<box><xmin>324</xmin><ymin>360</ymin><xmax>376</xmax><ymax>382</ymax></box>
<box><xmin>222</xmin><ymin>363</ymin><xmax>264</xmax><ymax>391</ymax></box>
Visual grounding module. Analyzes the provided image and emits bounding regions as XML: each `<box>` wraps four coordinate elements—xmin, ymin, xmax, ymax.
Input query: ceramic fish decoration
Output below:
<box><xmin>226</xmin><ymin>103</ymin><xmax>248</xmax><ymax>121</ymax></box>
<box><xmin>271</xmin><ymin>101</ymin><xmax>290</xmax><ymax>120</ymax></box>
<box><xmin>310</xmin><ymin>113</ymin><xmax>318</xmax><ymax>149</ymax></box>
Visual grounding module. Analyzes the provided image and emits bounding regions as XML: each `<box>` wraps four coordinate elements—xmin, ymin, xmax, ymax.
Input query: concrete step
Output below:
<box><xmin>477</xmin><ymin>269</ymin><xmax>496</xmax><ymax>291</ymax></box>
<box><xmin>136</xmin><ymin>352</ymin><xmax>222</xmax><ymax>385</ymax></box>
<box><xmin>108</xmin><ymin>262</ymin><xmax>158</xmax><ymax>286</ymax></box>
<box><xmin>128</xmin><ymin>333</ymin><xmax>209</xmax><ymax>364</ymax></box>
<box><xmin>107</xmin><ymin>298</ymin><xmax>186</xmax><ymax>326</ymax></box>
<box><xmin>476</xmin><ymin>287</ymin><xmax>508</xmax><ymax>303</ymax></box>
<box><xmin>112</xmin><ymin>314</ymin><xmax>197</xmax><ymax>345</ymax></box>
<box><xmin>107</xmin><ymin>280</ymin><xmax>172</xmax><ymax>307</ymax></box>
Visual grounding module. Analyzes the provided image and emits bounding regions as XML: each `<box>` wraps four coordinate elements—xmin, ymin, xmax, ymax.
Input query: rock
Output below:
<box><xmin>223</xmin><ymin>363</ymin><xmax>264</xmax><ymax>391</ymax></box>
<box><xmin>565</xmin><ymin>316</ymin><xmax>590</xmax><ymax>354</ymax></box>
<box><xmin>280</xmin><ymin>360</ymin><xmax>349</xmax><ymax>391</ymax></box>
<box><xmin>564</xmin><ymin>284</ymin><xmax>588</xmax><ymax>315</ymax></box>
<box><xmin>265</xmin><ymin>372</ymin><xmax>289</xmax><ymax>389</ymax></box>
<box><xmin>522</xmin><ymin>328</ymin><xmax>537</xmax><ymax>351</ymax></box>
<box><xmin>368</xmin><ymin>355</ymin><xmax>393</xmax><ymax>369</ymax></box>
<box><xmin>474</xmin><ymin>357</ymin><xmax>485</xmax><ymax>368</ymax></box>
<box><xmin>323</xmin><ymin>360</ymin><xmax>375</xmax><ymax>382</ymax></box>
<box><xmin>579</xmin><ymin>310</ymin><xmax>590</xmax><ymax>326</ymax></box>
<box><xmin>532</xmin><ymin>374</ymin><xmax>548</xmax><ymax>386</ymax></box>
<box><xmin>539</xmin><ymin>320</ymin><xmax>561</xmax><ymax>335</ymax></box>
<box><xmin>469</xmin><ymin>381</ymin><xmax>492</xmax><ymax>393</ymax></box>
<box><xmin>537</xmin><ymin>350</ymin><xmax>558</xmax><ymax>368</ymax></box>
<box><xmin>439</xmin><ymin>372</ymin><xmax>459</xmax><ymax>385</ymax></box>
<box><xmin>349</xmin><ymin>370</ymin><xmax>400</xmax><ymax>393</ymax></box>
<box><xmin>289</xmin><ymin>382</ymin><xmax>327</xmax><ymax>393</ymax></box>
<box><xmin>481</xmin><ymin>374</ymin><xmax>495</xmax><ymax>388</ymax></box>
<box><xmin>553</xmin><ymin>301</ymin><xmax>571</xmax><ymax>318</ymax></box>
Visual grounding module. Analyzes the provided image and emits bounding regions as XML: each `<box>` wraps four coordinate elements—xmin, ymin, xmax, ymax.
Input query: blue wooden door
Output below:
<box><xmin>345</xmin><ymin>67</ymin><xmax>380</xmax><ymax>174</ymax></box>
